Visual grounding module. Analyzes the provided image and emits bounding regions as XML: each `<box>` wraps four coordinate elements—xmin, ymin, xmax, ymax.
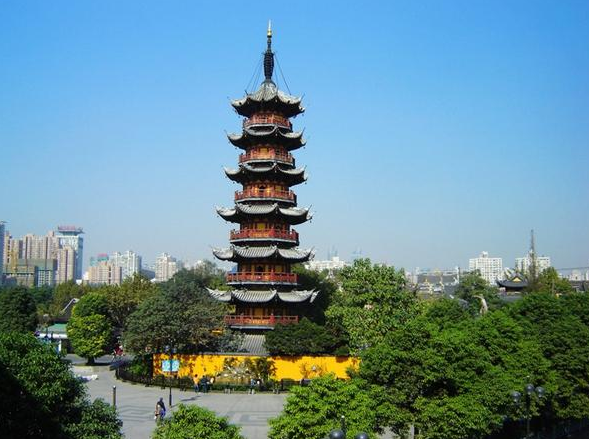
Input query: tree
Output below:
<box><xmin>359</xmin><ymin>304</ymin><xmax>552</xmax><ymax>439</ymax></box>
<box><xmin>508</xmin><ymin>292</ymin><xmax>589</xmax><ymax>420</ymax></box>
<box><xmin>67</xmin><ymin>314</ymin><xmax>113</xmax><ymax>364</ymax></box>
<box><xmin>264</xmin><ymin>318</ymin><xmax>346</xmax><ymax>356</ymax></box>
<box><xmin>532</xmin><ymin>267</ymin><xmax>574</xmax><ymax>295</ymax></box>
<box><xmin>152</xmin><ymin>404</ymin><xmax>244</xmax><ymax>439</ymax></box>
<box><xmin>453</xmin><ymin>271</ymin><xmax>501</xmax><ymax>316</ymax></box>
<box><xmin>268</xmin><ymin>374</ymin><xmax>379</xmax><ymax>439</ymax></box>
<box><xmin>101</xmin><ymin>274</ymin><xmax>159</xmax><ymax>329</ymax></box>
<box><xmin>0</xmin><ymin>286</ymin><xmax>38</xmax><ymax>333</ymax></box>
<box><xmin>189</xmin><ymin>260</ymin><xmax>228</xmax><ymax>289</ymax></box>
<box><xmin>0</xmin><ymin>332</ymin><xmax>122</xmax><ymax>439</ymax></box>
<box><xmin>72</xmin><ymin>291</ymin><xmax>110</xmax><ymax>318</ymax></box>
<box><xmin>292</xmin><ymin>264</ymin><xmax>337</xmax><ymax>324</ymax></box>
<box><xmin>66</xmin><ymin>292</ymin><xmax>115</xmax><ymax>364</ymax></box>
<box><xmin>124</xmin><ymin>271</ymin><xmax>228</xmax><ymax>353</ymax></box>
<box><xmin>326</xmin><ymin>258</ymin><xmax>417</xmax><ymax>352</ymax></box>
<box><xmin>49</xmin><ymin>281</ymin><xmax>90</xmax><ymax>318</ymax></box>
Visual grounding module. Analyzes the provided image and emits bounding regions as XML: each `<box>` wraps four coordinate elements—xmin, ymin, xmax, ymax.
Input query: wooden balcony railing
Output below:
<box><xmin>235</xmin><ymin>188</ymin><xmax>296</xmax><ymax>202</ymax></box>
<box><xmin>239</xmin><ymin>150</ymin><xmax>293</xmax><ymax>164</ymax></box>
<box><xmin>230</xmin><ymin>229</ymin><xmax>299</xmax><ymax>242</ymax></box>
<box><xmin>226</xmin><ymin>272</ymin><xmax>298</xmax><ymax>284</ymax></box>
<box><xmin>224</xmin><ymin>315</ymin><xmax>299</xmax><ymax>327</ymax></box>
<box><xmin>244</xmin><ymin>114</ymin><xmax>291</xmax><ymax>130</ymax></box>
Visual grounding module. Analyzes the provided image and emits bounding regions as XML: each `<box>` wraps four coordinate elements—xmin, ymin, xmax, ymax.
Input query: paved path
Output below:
<box><xmin>84</xmin><ymin>365</ymin><xmax>286</xmax><ymax>439</ymax></box>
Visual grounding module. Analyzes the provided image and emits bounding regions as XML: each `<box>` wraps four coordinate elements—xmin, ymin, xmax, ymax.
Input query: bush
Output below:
<box><xmin>152</xmin><ymin>404</ymin><xmax>244</xmax><ymax>439</ymax></box>
<box><xmin>264</xmin><ymin>318</ymin><xmax>348</xmax><ymax>356</ymax></box>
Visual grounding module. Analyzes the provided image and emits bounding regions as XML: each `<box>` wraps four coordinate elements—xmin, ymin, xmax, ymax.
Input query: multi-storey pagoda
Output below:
<box><xmin>209</xmin><ymin>25</ymin><xmax>317</xmax><ymax>329</ymax></box>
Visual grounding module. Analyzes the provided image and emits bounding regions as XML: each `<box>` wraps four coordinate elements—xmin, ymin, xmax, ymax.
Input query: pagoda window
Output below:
<box><xmin>256</xmin><ymin>265</ymin><xmax>264</xmax><ymax>273</ymax></box>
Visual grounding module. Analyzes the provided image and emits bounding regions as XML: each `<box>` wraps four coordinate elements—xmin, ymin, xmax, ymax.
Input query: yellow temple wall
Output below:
<box><xmin>153</xmin><ymin>353</ymin><xmax>359</xmax><ymax>381</ymax></box>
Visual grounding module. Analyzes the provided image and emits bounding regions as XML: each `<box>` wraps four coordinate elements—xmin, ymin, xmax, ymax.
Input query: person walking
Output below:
<box><xmin>193</xmin><ymin>374</ymin><xmax>199</xmax><ymax>394</ymax></box>
<box><xmin>154</xmin><ymin>397</ymin><xmax>166</xmax><ymax>423</ymax></box>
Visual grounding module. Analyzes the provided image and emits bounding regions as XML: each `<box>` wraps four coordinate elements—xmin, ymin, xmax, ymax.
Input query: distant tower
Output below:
<box><xmin>208</xmin><ymin>24</ymin><xmax>317</xmax><ymax>329</ymax></box>
<box><xmin>529</xmin><ymin>229</ymin><xmax>537</xmax><ymax>281</ymax></box>
<box><xmin>56</xmin><ymin>226</ymin><xmax>84</xmax><ymax>280</ymax></box>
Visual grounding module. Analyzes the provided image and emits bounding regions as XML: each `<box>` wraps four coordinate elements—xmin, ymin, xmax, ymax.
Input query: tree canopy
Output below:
<box><xmin>0</xmin><ymin>332</ymin><xmax>122</xmax><ymax>439</ymax></box>
<box><xmin>326</xmin><ymin>258</ymin><xmax>417</xmax><ymax>352</ymax></box>
<box><xmin>152</xmin><ymin>404</ymin><xmax>244</xmax><ymax>439</ymax></box>
<box><xmin>269</xmin><ymin>375</ymin><xmax>379</xmax><ymax>439</ymax></box>
<box><xmin>124</xmin><ymin>269</ymin><xmax>229</xmax><ymax>353</ymax></box>
<box><xmin>67</xmin><ymin>292</ymin><xmax>114</xmax><ymax>364</ymax></box>
<box><xmin>264</xmin><ymin>318</ymin><xmax>347</xmax><ymax>356</ymax></box>
<box><xmin>453</xmin><ymin>271</ymin><xmax>501</xmax><ymax>315</ymax></box>
<box><xmin>0</xmin><ymin>286</ymin><xmax>38</xmax><ymax>333</ymax></box>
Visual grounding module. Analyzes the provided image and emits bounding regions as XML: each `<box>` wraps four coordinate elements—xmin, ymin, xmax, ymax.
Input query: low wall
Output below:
<box><xmin>153</xmin><ymin>353</ymin><xmax>359</xmax><ymax>381</ymax></box>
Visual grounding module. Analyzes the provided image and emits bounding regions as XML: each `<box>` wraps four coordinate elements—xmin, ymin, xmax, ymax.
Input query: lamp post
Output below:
<box><xmin>511</xmin><ymin>383</ymin><xmax>545</xmax><ymax>438</ymax></box>
<box><xmin>328</xmin><ymin>415</ymin><xmax>369</xmax><ymax>439</ymax></box>
<box><xmin>164</xmin><ymin>345</ymin><xmax>177</xmax><ymax>407</ymax></box>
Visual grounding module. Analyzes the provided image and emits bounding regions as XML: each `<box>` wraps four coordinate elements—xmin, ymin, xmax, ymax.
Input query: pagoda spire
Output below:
<box><xmin>264</xmin><ymin>20</ymin><xmax>274</xmax><ymax>83</ymax></box>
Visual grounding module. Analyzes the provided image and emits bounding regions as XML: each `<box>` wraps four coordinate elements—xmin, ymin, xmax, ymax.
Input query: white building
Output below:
<box><xmin>110</xmin><ymin>250</ymin><xmax>142</xmax><ymax>280</ymax></box>
<box><xmin>469</xmin><ymin>251</ymin><xmax>504</xmax><ymax>284</ymax></box>
<box><xmin>515</xmin><ymin>252</ymin><xmax>551</xmax><ymax>274</ymax></box>
<box><xmin>305</xmin><ymin>256</ymin><xmax>347</xmax><ymax>274</ymax></box>
<box><xmin>155</xmin><ymin>253</ymin><xmax>183</xmax><ymax>282</ymax></box>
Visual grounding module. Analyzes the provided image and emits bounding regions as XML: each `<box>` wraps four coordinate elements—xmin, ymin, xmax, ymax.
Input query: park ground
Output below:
<box><xmin>73</xmin><ymin>355</ymin><xmax>286</xmax><ymax>439</ymax></box>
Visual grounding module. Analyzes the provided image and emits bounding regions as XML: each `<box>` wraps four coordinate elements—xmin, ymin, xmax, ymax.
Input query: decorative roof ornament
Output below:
<box><xmin>264</xmin><ymin>20</ymin><xmax>274</xmax><ymax>83</ymax></box>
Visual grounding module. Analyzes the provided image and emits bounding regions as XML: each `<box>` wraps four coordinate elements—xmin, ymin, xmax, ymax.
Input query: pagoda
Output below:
<box><xmin>208</xmin><ymin>24</ymin><xmax>317</xmax><ymax>330</ymax></box>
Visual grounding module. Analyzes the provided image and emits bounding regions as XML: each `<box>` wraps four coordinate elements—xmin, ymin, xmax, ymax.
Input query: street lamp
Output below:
<box><xmin>164</xmin><ymin>345</ymin><xmax>177</xmax><ymax>407</ymax></box>
<box><xmin>328</xmin><ymin>415</ymin><xmax>369</xmax><ymax>439</ymax></box>
<box><xmin>511</xmin><ymin>383</ymin><xmax>545</xmax><ymax>438</ymax></box>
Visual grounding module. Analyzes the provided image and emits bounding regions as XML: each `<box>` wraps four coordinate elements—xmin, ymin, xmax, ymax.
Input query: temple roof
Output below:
<box><xmin>206</xmin><ymin>288</ymin><xmax>318</xmax><ymax>304</ymax></box>
<box><xmin>228</xmin><ymin>126</ymin><xmax>306</xmax><ymax>150</ymax></box>
<box><xmin>212</xmin><ymin>245</ymin><xmax>314</xmax><ymax>263</ymax></box>
<box><xmin>232</xmin><ymin>81</ymin><xmax>304</xmax><ymax>118</ymax></box>
<box><xmin>224</xmin><ymin>163</ymin><xmax>307</xmax><ymax>186</ymax></box>
<box><xmin>216</xmin><ymin>203</ymin><xmax>312</xmax><ymax>225</ymax></box>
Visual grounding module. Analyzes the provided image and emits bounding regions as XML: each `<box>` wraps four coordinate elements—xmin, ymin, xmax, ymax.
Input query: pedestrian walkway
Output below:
<box><xmin>84</xmin><ymin>366</ymin><xmax>286</xmax><ymax>439</ymax></box>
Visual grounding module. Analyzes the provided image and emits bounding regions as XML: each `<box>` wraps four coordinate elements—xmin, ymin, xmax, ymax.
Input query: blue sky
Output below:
<box><xmin>1</xmin><ymin>1</ymin><xmax>588</xmax><ymax>271</ymax></box>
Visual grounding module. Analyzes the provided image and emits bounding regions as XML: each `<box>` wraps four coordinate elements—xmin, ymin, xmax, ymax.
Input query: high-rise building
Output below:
<box><xmin>207</xmin><ymin>26</ymin><xmax>317</xmax><ymax>329</ymax></box>
<box><xmin>110</xmin><ymin>250</ymin><xmax>142</xmax><ymax>280</ymax></box>
<box><xmin>2</xmin><ymin>227</ymin><xmax>82</xmax><ymax>286</ymax></box>
<box><xmin>55</xmin><ymin>226</ymin><xmax>84</xmax><ymax>280</ymax></box>
<box><xmin>515</xmin><ymin>253</ymin><xmax>551</xmax><ymax>275</ymax></box>
<box><xmin>4</xmin><ymin>258</ymin><xmax>57</xmax><ymax>287</ymax></box>
<box><xmin>469</xmin><ymin>251</ymin><xmax>504</xmax><ymax>284</ymax></box>
<box><xmin>87</xmin><ymin>260</ymin><xmax>122</xmax><ymax>285</ymax></box>
<box><xmin>155</xmin><ymin>253</ymin><xmax>182</xmax><ymax>282</ymax></box>
<box><xmin>55</xmin><ymin>246</ymin><xmax>76</xmax><ymax>283</ymax></box>
<box><xmin>0</xmin><ymin>221</ymin><xmax>4</xmax><ymax>285</ymax></box>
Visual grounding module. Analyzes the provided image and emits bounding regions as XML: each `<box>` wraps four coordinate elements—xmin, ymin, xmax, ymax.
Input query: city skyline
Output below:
<box><xmin>1</xmin><ymin>1</ymin><xmax>588</xmax><ymax>270</ymax></box>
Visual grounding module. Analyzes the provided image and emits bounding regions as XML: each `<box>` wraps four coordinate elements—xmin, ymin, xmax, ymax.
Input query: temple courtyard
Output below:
<box><xmin>77</xmin><ymin>359</ymin><xmax>286</xmax><ymax>439</ymax></box>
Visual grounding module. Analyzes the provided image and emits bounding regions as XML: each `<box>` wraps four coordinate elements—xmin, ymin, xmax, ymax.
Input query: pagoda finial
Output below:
<box><xmin>263</xmin><ymin>20</ymin><xmax>274</xmax><ymax>82</ymax></box>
